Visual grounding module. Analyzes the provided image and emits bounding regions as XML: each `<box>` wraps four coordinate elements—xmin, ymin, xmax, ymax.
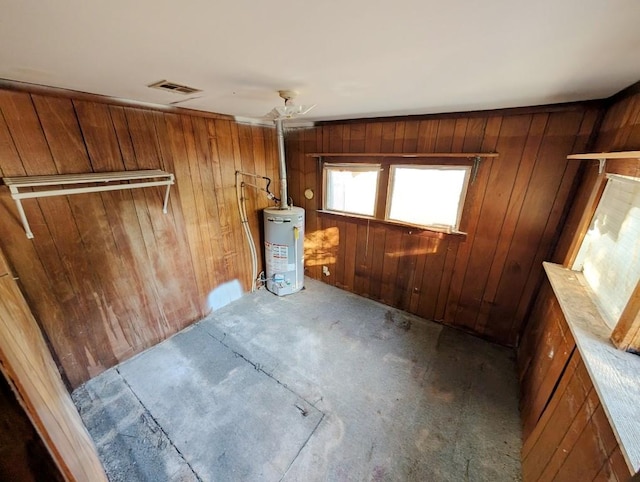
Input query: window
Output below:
<box><xmin>322</xmin><ymin>160</ymin><xmax>472</xmax><ymax>233</ymax></box>
<box><xmin>573</xmin><ymin>174</ymin><xmax>640</xmax><ymax>329</ymax></box>
<box><xmin>387</xmin><ymin>165</ymin><xmax>470</xmax><ymax>231</ymax></box>
<box><xmin>323</xmin><ymin>163</ymin><xmax>380</xmax><ymax>216</ymax></box>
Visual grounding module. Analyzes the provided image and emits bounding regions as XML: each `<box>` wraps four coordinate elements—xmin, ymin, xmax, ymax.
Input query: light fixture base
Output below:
<box><xmin>278</xmin><ymin>90</ymin><xmax>298</xmax><ymax>103</ymax></box>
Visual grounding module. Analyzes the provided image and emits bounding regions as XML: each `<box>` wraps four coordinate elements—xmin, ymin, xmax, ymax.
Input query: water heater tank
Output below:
<box><xmin>264</xmin><ymin>206</ymin><xmax>305</xmax><ymax>296</ymax></box>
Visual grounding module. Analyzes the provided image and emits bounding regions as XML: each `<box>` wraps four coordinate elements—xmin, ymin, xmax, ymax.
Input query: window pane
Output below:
<box><xmin>387</xmin><ymin>166</ymin><xmax>469</xmax><ymax>229</ymax></box>
<box><xmin>573</xmin><ymin>175</ymin><xmax>640</xmax><ymax>329</ymax></box>
<box><xmin>325</xmin><ymin>165</ymin><xmax>379</xmax><ymax>216</ymax></box>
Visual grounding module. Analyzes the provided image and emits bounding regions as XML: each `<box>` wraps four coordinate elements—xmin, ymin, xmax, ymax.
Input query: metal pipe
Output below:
<box><xmin>241</xmin><ymin>181</ymin><xmax>268</xmax><ymax>191</ymax></box>
<box><xmin>235</xmin><ymin>173</ymin><xmax>258</xmax><ymax>292</ymax></box>
<box><xmin>275</xmin><ymin>118</ymin><xmax>288</xmax><ymax>209</ymax></box>
<box><xmin>236</xmin><ymin>170</ymin><xmax>266</xmax><ymax>179</ymax></box>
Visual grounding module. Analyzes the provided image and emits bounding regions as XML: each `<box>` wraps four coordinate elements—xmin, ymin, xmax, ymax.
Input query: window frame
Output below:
<box><xmin>322</xmin><ymin>162</ymin><xmax>381</xmax><ymax>217</ymax></box>
<box><xmin>571</xmin><ymin>173</ymin><xmax>640</xmax><ymax>331</ymax></box>
<box><xmin>385</xmin><ymin>163</ymin><xmax>472</xmax><ymax>232</ymax></box>
<box><xmin>320</xmin><ymin>156</ymin><xmax>475</xmax><ymax>235</ymax></box>
<box><xmin>560</xmin><ymin>153</ymin><xmax>640</xmax><ymax>353</ymax></box>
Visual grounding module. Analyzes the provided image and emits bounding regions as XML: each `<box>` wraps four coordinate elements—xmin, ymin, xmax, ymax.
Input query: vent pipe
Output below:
<box><xmin>269</xmin><ymin>90</ymin><xmax>315</xmax><ymax>210</ymax></box>
<box><xmin>275</xmin><ymin>117</ymin><xmax>288</xmax><ymax>209</ymax></box>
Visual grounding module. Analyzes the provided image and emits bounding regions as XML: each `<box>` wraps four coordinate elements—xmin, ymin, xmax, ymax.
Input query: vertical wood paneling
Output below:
<box><xmin>286</xmin><ymin>125</ymin><xmax>303</xmax><ymax>206</ymax></box>
<box><xmin>0</xmin><ymin>88</ymin><xmax>279</xmax><ymax>388</ymax></box>
<box><xmin>303</xmin><ymin>128</ymin><xmax>322</xmax><ymax>279</ymax></box>
<box><xmin>380</xmin><ymin>122</ymin><xmax>396</xmax><ymax>152</ymax></box>
<box><xmin>518</xmin><ymin>90</ymin><xmax>640</xmax><ymax>482</ymax></box>
<box><xmin>518</xmin><ymin>280</ymin><xmax>576</xmax><ymax>439</ymax></box>
<box><xmin>417</xmin><ymin>237</ymin><xmax>449</xmax><ymax>321</ymax></box>
<box><xmin>52</xmin><ymin>99</ymin><xmax>151</xmax><ymax>365</ymax></box>
<box><xmin>401</xmin><ymin>121</ymin><xmax>419</xmax><ymax>152</ymax></box>
<box><xmin>353</xmin><ymin>222</ymin><xmax>371</xmax><ymax>296</ymax></box>
<box><xmin>0</xmin><ymin>373</ymin><xmax>65</xmax><ymax>482</ymax></box>
<box><xmin>291</xmin><ymin>105</ymin><xmax>600</xmax><ymax>346</ymax></box>
<box><xmin>555</xmin><ymin>90</ymin><xmax>640</xmax><ymax>266</ymax></box>
<box><xmin>450</xmin><ymin>114</ymin><xmax>532</xmax><ymax>329</ymax></box>
<box><xmin>181</xmin><ymin>115</ymin><xmax>217</xmax><ymax>296</ymax></box>
<box><xmin>212</xmin><ymin>119</ymin><xmax>251</xmax><ymax>285</ymax></box>
<box><xmin>486</xmin><ymin>111</ymin><xmax>588</xmax><ymax>343</ymax></box>
<box><xmin>472</xmin><ymin>114</ymin><xmax>548</xmax><ymax>333</ymax></box>
<box><xmin>0</xmin><ymin>257</ymin><xmax>107</xmax><ymax>481</ymax></box>
<box><xmin>416</xmin><ymin>119</ymin><xmax>438</xmax><ymax>152</ymax></box>
<box><xmin>518</xmin><ymin>288</ymin><xmax>632</xmax><ymax>481</ymax></box>
<box><xmin>407</xmin><ymin>236</ymin><xmax>430</xmax><ymax>313</ymax></box>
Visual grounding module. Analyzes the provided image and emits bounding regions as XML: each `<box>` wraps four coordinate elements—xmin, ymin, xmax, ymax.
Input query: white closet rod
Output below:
<box><xmin>2</xmin><ymin>170</ymin><xmax>174</xmax><ymax>239</ymax></box>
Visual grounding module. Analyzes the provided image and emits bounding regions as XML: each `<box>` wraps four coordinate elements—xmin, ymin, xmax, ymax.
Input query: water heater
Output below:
<box><xmin>264</xmin><ymin>206</ymin><xmax>305</xmax><ymax>296</ymax></box>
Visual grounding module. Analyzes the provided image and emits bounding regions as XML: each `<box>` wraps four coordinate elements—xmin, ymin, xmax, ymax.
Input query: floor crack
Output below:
<box><xmin>206</xmin><ymin>330</ymin><xmax>325</xmax><ymax>414</ymax></box>
<box><xmin>116</xmin><ymin>368</ymin><xmax>204</xmax><ymax>482</ymax></box>
<box><xmin>279</xmin><ymin>413</ymin><xmax>325</xmax><ymax>482</ymax></box>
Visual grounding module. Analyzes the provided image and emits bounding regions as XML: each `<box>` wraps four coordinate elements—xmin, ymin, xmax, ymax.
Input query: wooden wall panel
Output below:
<box><xmin>518</xmin><ymin>281</ymin><xmax>634</xmax><ymax>482</ymax></box>
<box><xmin>518</xmin><ymin>279</ymin><xmax>576</xmax><ymax>440</ymax></box>
<box><xmin>287</xmin><ymin>105</ymin><xmax>600</xmax><ymax>346</ymax></box>
<box><xmin>519</xmin><ymin>87</ymin><xmax>640</xmax><ymax>482</ymax></box>
<box><xmin>0</xmin><ymin>372</ymin><xmax>65</xmax><ymax>482</ymax></box>
<box><xmin>0</xmin><ymin>88</ymin><xmax>279</xmax><ymax>388</ymax></box>
<box><xmin>518</xmin><ymin>281</ymin><xmax>632</xmax><ymax>481</ymax></box>
<box><xmin>554</xmin><ymin>89</ymin><xmax>640</xmax><ymax>266</ymax></box>
<box><xmin>0</xmin><ymin>254</ymin><xmax>107</xmax><ymax>481</ymax></box>
<box><xmin>0</xmin><ymin>243</ymin><xmax>8</xmax><ymax>276</ymax></box>
<box><xmin>521</xmin><ymin>349</ymin><xmax>631</xmax><ymax>482</ymax></box>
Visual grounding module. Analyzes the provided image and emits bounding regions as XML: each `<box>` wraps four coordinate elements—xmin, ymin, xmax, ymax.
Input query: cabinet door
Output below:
<box><xmin>0</xmin><ymin>262</ymin><xmax>107</xmax><ymax>481</ymax></box>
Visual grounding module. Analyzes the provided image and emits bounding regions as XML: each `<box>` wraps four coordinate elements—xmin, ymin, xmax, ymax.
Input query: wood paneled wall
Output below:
<box><xmin>286</xmin><ymin>106</ymin><xmax>600</xmax><ymax>346</ymax></box>
<box><xmin>518</xmin><ymin>280</ymin><xmax>576</xmax><ymax>439</ymax></box>
<box><xmin>0</xmin><ymin>247</ymin><xmax>65</xmax><ymax>482</ymax></box>
<box><xmin>554</xmin><ymin>87</ymin><xmax>640</xmax><ymax>265</ymax></box>
<box><xmin>0</xmin><ymin>373</ymin><xmax>64</xmax><ymax>482</ymax></box>
<box><xmin>519</xmin><ymin>85</ymin><xmax>640</xmax><ymax>482</ymax></box>
<box><xmin>518</xmin><ymin>280</ymin><xmax>632</xmax><ymax>481</ymax></box>
<box><xmin>0</xmin><ymin>88</ymin><xmax>279</xmax><ymax>388</ymax></box>
<box><xmin>0</xmin><ymin>247</ymin><xmax>107</xmax><ymax>481</ymax></box>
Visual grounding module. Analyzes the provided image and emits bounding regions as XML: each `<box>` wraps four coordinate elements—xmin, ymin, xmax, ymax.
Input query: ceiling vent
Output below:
<box><xmin>148</xmin><ymin>80</ymin><xmax>202</xmax><ymax>95</ymax></box>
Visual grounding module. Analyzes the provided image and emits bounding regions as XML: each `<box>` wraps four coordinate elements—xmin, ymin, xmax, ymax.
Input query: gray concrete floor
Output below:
<box><xmin>73</xmin><ymin>278</ymin><xmax>522</xmax><ymax>481</ymax></box>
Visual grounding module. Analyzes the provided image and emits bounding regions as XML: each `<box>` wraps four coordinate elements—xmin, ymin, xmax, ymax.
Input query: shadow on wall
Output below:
<box><xmin>207</xmin><ymin>279</ymin><xmax>243</xmax><ymax>312</ymax></box>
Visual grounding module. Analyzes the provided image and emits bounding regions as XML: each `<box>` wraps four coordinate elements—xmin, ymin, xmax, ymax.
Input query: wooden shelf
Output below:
<box><xmin>567</xmin><ymin>151</ymin><xmax>640</xmax><ymax>160</ymax></box>
<box><xmin>567</xmin><ymin>151</ymin><xmax>640</xmax><ymax>174</ymax></box>
<box><xmin>2</xmin><ymin>170</ymin><xmax>174</xmax><ymax>239</ymax></box>
<box><xmin>307</xmin><ymin>152</ymin><xmax>498</xmax><ymax>183</ymax></box>
<box><xmin>306</xmin><ymin>152</ymin><xmax>499</xmax><ymax>158</ymax></box>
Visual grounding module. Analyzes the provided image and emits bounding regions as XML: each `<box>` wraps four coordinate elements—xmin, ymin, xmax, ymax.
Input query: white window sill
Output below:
<box><xmin>543</xmin><ymin>261</ymin><xmax>640</xmax><ymax>475</ymax></box>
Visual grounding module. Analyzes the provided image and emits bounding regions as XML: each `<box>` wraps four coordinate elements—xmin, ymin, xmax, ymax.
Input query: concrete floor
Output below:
<box><xmin>73</xmin><ymin>278</ymin><xmax>522</xmax><ymax>481</ymax></box>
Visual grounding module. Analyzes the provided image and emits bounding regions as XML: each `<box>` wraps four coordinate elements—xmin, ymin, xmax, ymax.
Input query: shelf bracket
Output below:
<box><xmin>8</xmin><ymin>188</ymin><xmax>34</xmax><ymax>239</ymax></box>
<box><xmin>471</xmin><ymin>156</ymin><xmax>482</xmax><ymax>183</ymax></box>
<box><xmin>598</xmin><ymin>158</ymin><xmax>606</xmax><ymax>174</ymax></box>
<box><xmin>566</xmin><ymin>151</ymin><xmax>640</xmax><ymax>175</ymax></box>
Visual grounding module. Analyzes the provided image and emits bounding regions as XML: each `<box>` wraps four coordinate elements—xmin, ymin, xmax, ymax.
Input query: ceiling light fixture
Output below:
<box><xmin>266</xmin><ymin>90</ymin><xmax>315</xmax><ymax>120</ymax></box>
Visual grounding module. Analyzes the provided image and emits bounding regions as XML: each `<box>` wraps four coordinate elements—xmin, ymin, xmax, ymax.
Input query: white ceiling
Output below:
<box><xmin>1</xmin><ymin>0</ymin><xmax>640</xmax><ymax>123</ymax></box>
